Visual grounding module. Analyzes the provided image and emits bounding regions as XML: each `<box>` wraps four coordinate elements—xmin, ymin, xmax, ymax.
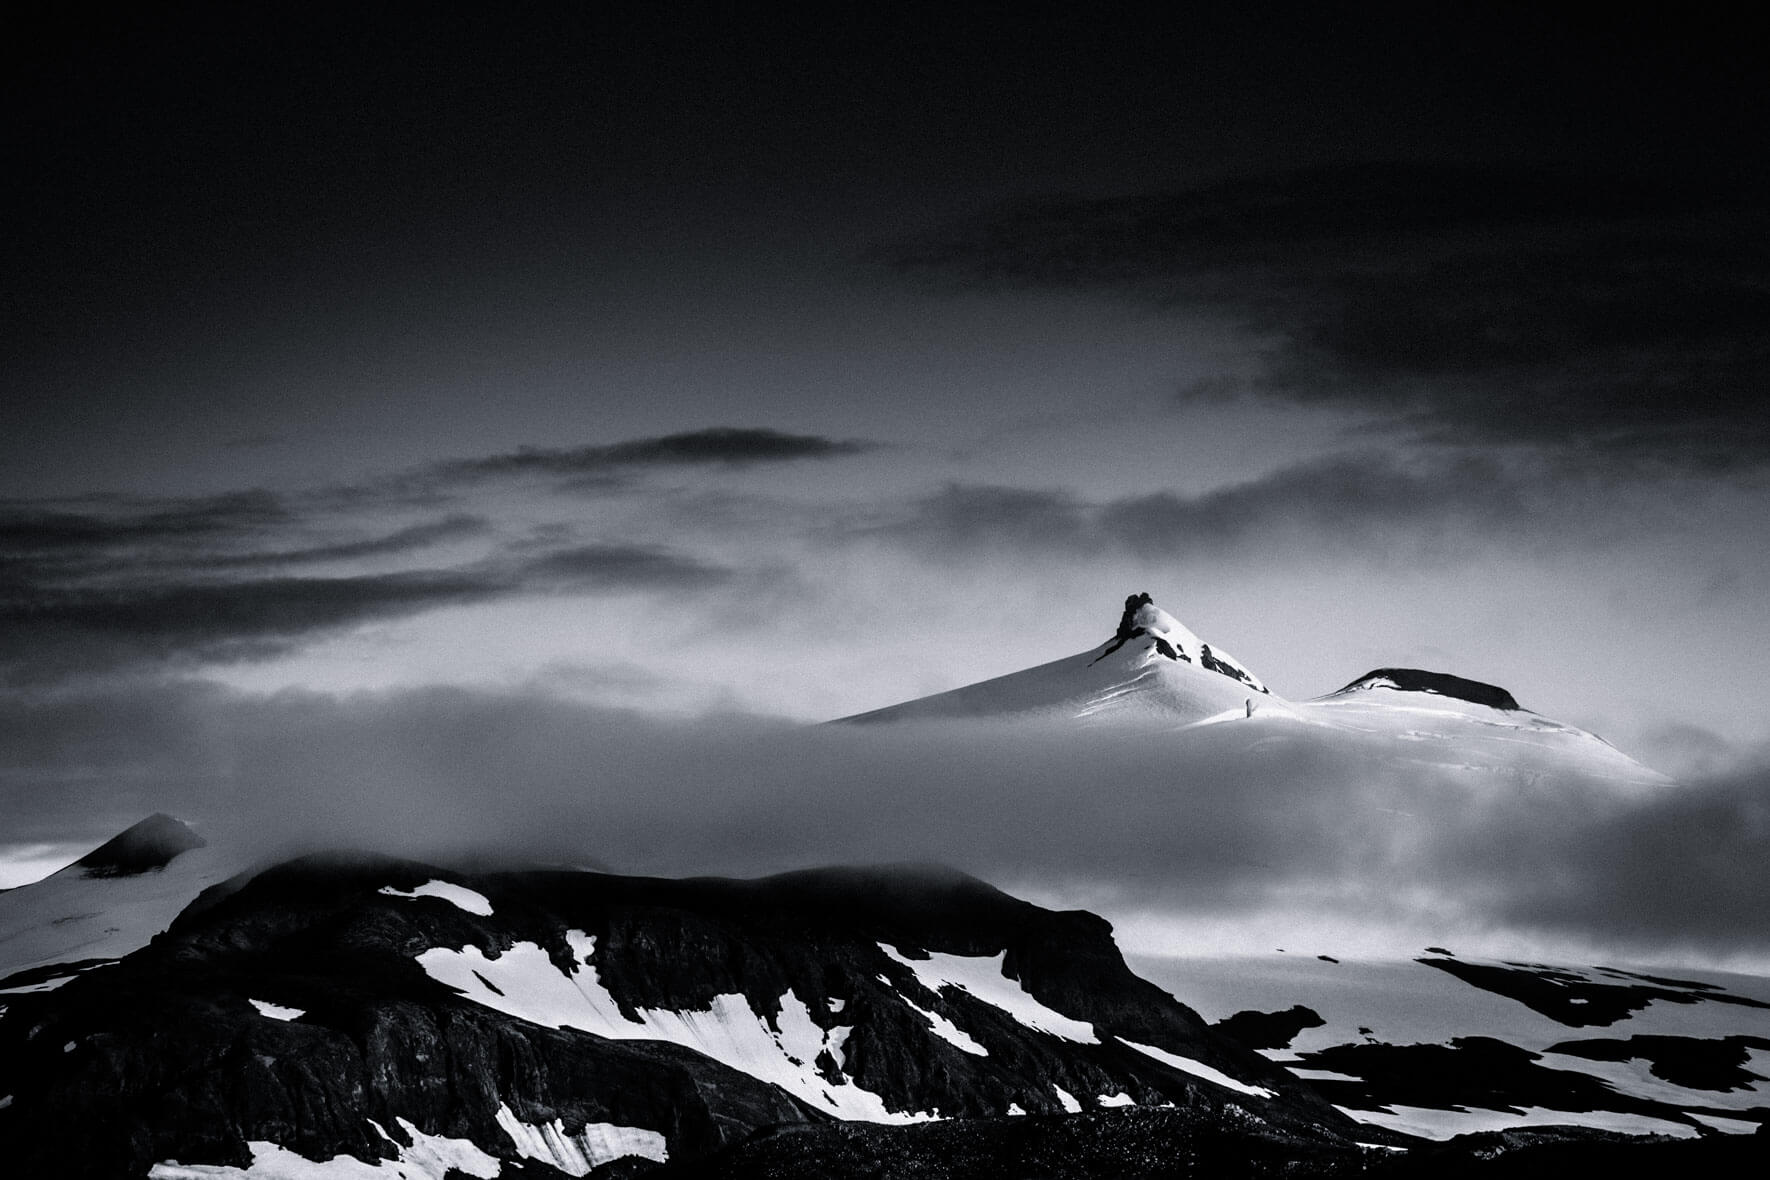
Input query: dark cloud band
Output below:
<box><xmin>437</xmin><ymin>427</ymin><xmax>877</xmax><ymax>480</ymax></box>
<box><xmin>5</xmin><ymin>682</ymin><xmax>1766</xmax><ymax>961</ymax></box>
<box><xmin>0</xmin><ymin>426</ymin><xmax>853</xmax><ymax>682</ymax></box>
<box><xmin>0</xmin><ymin>529</ymin><xmax>729</xmax><ymax>683</ymax></box>
<box><xmin>882</xmin><ymin>163</ymin><xmax>1770</xmax><ymax>471</ymax></box>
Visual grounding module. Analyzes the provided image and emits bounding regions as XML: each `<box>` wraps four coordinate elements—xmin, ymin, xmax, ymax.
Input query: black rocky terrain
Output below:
<box><xmin>1213</xmin><ymin>1005</ymin><xmax>1326</xmax><ymax>1051</ymax></box>
<box><xmin>1548</xmin><ymin>1033</ymin><xmax>1770</xmax><ymax>1092</ymax></box>
<box><xmin>1419</xmin><ymin>956</ymin><xmax>1770</xmax><ymax>1027</ymax></box>
<box><xmin>0</xmin><ymin>855</ymin><xmax>1359</xmax><ymax>1177</ymax></box>
<box><xmin>1291</xmin><ymin>1036</ymin><xmax>1699</xmax><ymax>1126</ymax></box>
<box><xmin>657</xmin><ymin>1109</ymin><xmax>1769</xmax><ymax>1178</ymax></box>
<box><xmin>658</xmin><ymin>1105</ymin><xmax>1374</xmax><ymax>1179</ymax></box>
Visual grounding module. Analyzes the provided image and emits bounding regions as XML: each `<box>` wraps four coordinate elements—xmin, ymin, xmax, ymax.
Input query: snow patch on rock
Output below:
<box><xmin>1337</xmin><ymin>1103</ymin><xmax>1699</xmax><ymax>1141</ymax></box>
<box><xmin>249</xmin><ymin>999</ymin><xmax>305</xmax><ymax>1021</ymax></box>
<box><xmin>415</xmin><ymin>932</ymin><xmax>934</xmax><ymax>1123</ymax></box>
<box><xmin>896</xmin><ymin>991</ymin><xmax>988</xmax><ymax>1056</ymax></box>
<box><xmin>377</xmin><ymin>881</ymin><xmax>493</xmax><ymax>917</ymax></box>
<box><xmin>373</xmin><ymin>1119</ymin><xmax>501</xmax><ymax>1179</ymax></box>
<box><xmin>149</xmin><ymin>1118</ymin><xmax>503</xmax><ymax>1178</ymax></box>
<box><xmin>880</xmin><ymin>943</ymin><xmax>1097</xmax><ymax>1043</ymax></box>
<box><xmin>1119</xmin><ymin>1037</ymin><xmax>1275</xmax><ymax>1098</ymax></box>
<box><xmin>494</xmin><ymin>1104</ymin><xmax>666</xmax><ymax>1174</ymax></box>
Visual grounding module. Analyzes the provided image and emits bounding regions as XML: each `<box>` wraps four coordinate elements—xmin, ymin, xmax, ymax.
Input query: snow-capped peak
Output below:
<box><xmin>840</xmin><ymin>593</ymin><xmax>1271</xmax><ymax>724</ymax></box>
<box><xmin>1111</xmin><ymin>593</ymin><xmax>1203</xmax><ymax>657</ymax></box>
<box><xmin>1097</xmin><ymin>593</ymin><xmax>1268</xmax><ymax>695</ymax></box>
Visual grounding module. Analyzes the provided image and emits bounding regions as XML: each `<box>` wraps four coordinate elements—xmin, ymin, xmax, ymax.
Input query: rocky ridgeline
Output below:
<box><xmin>0</xmin><ymin>856</ymin><xmax>1352</xmax><ymax>1177</ymax></box>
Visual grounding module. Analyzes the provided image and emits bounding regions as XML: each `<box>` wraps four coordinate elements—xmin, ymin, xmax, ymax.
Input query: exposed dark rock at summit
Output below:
<box><xmin>71</xmin><ymin>812</ymin><xmax>206</xmax><ymax>877</ymax></box>
<box><xmin>1336</xmin><ymin>669</ymin><xmax>1521</xmax><ymax>711</ymax></box>
<box><xmin>1114</xmin><ymin>593</ymin><xmax>1157</xmax><ymax>643</ymax></box>
<box><xmin>1096</xmin><ymin>592</ymin><xmax>1171</xmax><ymax>662</ymax></box>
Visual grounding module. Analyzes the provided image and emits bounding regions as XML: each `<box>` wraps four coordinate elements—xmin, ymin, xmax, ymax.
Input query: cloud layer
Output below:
<box><xmin>0</xmin><ymin>427</ymin><xmax>873</xmax><ymax>684</ymax></box>
<box><xmin>432</xmin><ymin>427</ymin><xmax>878</xmax><ymax>483</ymax></box>
<box><xmin>861</xmin><ymin>452</ymin><xmax>1535</xmax><ymax>561</ymax></box>
<box><xmin>4</xmin><ymin>680</ymin><xmax>1766</xmax><ymax>966</ymax></box>
<box><xmin>883</xmin><ymin>163</ymin><xmax>1770</xmax><ymax>472</ymax></box>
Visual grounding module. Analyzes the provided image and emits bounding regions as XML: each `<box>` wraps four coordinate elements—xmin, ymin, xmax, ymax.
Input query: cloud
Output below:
<box><xmin>0</xmin><ymin>525</ymin><xmax>731</xmax><ymax>683</ymax></box>
<box><xmin>0</xmin><ymin>494</ymin><xmax>481</xmax><ymax>583</ymax></box>
<box><xmin>868</xmin><ymin>484</ymin><xmax>1095</xmax><ymax>554</ymax></box>
<box><xmin>859</xmin><ymin>452</ymin><xmax>1541</xmax><ymax>562</ymax></box>
<box><xmin>0</xmin><ymin>490</ymin><xmax>289</xmax><ymax>556</ymax></box>
<box><xmin>519</xmin><ymin>543</ymin><xmax>732</xmax><ymax>590</ymax></box>
<box><xmin>5</xmin><ymin>680</ymin><xmax>1769</xmax><ymax>965</ymax></box>
<box><xmin>0</xmin><ymin>427</ymin><xmax>863</xmax><ymax>683</ymax></box>
<box><xmin>203</xmin><ymin>515</ymin><xmax>491</xmax><ymax>569</ymax></box>
<box><xmin>0</xmin><ymin>568</ymin><xmax>500</xmax><ymax>676</ymax></box>
<box><xmin>881</xmin><ymin>163</ymin><xmax>1770</xmax><ymax>472</ymax></box>
<box><xmin>434</xmin><ymin>427</ymin><xmax>878</xmax><ymax>482</ymax></box>
<box><xmin>1099</xmin><ymin>453</ymin><xmax>1527</xmax><ymax>551</ymax></box>
<box><xmin>1480</xmin><ymin>759</ymin><xmax>1770</xmax><ymax>952</ymax></box>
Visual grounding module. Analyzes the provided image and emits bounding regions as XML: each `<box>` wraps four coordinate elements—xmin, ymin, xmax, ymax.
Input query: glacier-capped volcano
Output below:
<box><xmin>841</xmin><ymin>593</ymin><xmax>1270</xmax><ymax>726</ymax></box>
<box><xmin>841</xmin><ymin>592</ymin><xmax>1666</xmax><ymax>787</ymax></box>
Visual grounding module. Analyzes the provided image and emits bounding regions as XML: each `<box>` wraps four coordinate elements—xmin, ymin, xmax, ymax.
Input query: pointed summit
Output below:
<box><xmin>841</xmin><ymin>593</ymin><xmax>1270</xmax><ymax>724</ymax></box>
<box><xmin>836</xmin><ymin>591</ymin><xmax>1664</xmax><ymax>784</ymax></box>
<box><xmin>73</xmin><ymin>813</ymin><xmax>206</xmax><ymax>878</ymax></box>
<box><xmin>1094</xmin><ymin>593</ymin><xmax>1268</xmax><ymax>694</ymax></box>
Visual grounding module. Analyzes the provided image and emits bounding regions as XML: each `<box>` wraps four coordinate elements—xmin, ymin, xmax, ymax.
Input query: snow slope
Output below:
<box><xmin>1291</xmin><ymin>674</ymin><xmax>1667</xmax><ymax>788</ymax></box>
<box><xmin>1134</xmin><ymin>949</ymin><xmax>1770</xmax><ymax>1140</ymax></box>
<box><xmin>0</xmin><ymin>817</ymin><xmax>252</xmax><ymax>990</ymax></box>
<box><xmin>841</xmin><ymin>591</ymin><xmax>1666</xmax><ymax>787</ymax></box>
<box><xmin>842</xmin><ymin>594</ymin><xmax>1271</xmax><ymax>726</ymax></box>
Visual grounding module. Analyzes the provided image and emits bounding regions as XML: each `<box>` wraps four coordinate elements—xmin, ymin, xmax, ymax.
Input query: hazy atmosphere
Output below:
<box><xmin>4</xmin><ymin>8</ymin><xmax>1766</xmax><ymax>965</ymax></box>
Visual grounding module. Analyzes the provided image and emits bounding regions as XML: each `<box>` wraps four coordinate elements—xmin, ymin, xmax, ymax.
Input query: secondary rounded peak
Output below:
<box><xmin>1100</xmin><ymin>592</ymin><xmax>1268</xmax><ymax>695</ymax></box>
<box><xmin>73</xmin><ymin>813</ymin><xmax>207</xmax><ymax>878</ymax></box>
<box><xmin>1333</xmin><ymin>668</ymin><xmax>1521</xmax><ymax>712</ymax></box>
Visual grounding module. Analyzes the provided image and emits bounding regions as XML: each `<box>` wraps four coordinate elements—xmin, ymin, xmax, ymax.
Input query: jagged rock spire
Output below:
<box><xmin>1115</xmin><ymin>592</ymin><xmax>1156</xmax><ymax>642</ymax></box>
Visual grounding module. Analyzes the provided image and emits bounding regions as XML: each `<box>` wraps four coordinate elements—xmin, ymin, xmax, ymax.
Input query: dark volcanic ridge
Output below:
<box><xmin>0</xmin><ymin>854</ymin><xmax>1356</xmax><ymax>1178</ymax></box>
<box><xmin>3</xmin><ymin>836</ymin><xmax>1763</xmax><ymax>1176</ymax></box>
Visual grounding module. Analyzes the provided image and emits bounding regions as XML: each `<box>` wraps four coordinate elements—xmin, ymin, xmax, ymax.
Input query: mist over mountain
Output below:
<box><xmin>5</xmin><ymin>5</ymin><xmax>1766</xmax><ymax>1174</ymax></box>
<box><xmin>3</xmin><ymin>811</ymin><xmax>1766</xmax><ymax>1176</ymax></box>
<box><xmin>4</xmin><ymin>589</ymin><xmax>1768</xmax><ymax>1175</ymax></box>
<box><xmin>4</xmin><ymin>595</ymin><xmax>1764</xmax><ymax>969</ymax></box>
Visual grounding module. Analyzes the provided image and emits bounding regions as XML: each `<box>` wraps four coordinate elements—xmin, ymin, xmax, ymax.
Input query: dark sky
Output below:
<box><xmin>9</xmin><ymin>5</ymin><xmax>1761</xmax><ymax>490</ymax></box>
<box><xmin>3</xmin><ymin>5</ymin><xmax>1768</xmax><ymax>941</ymax></box>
